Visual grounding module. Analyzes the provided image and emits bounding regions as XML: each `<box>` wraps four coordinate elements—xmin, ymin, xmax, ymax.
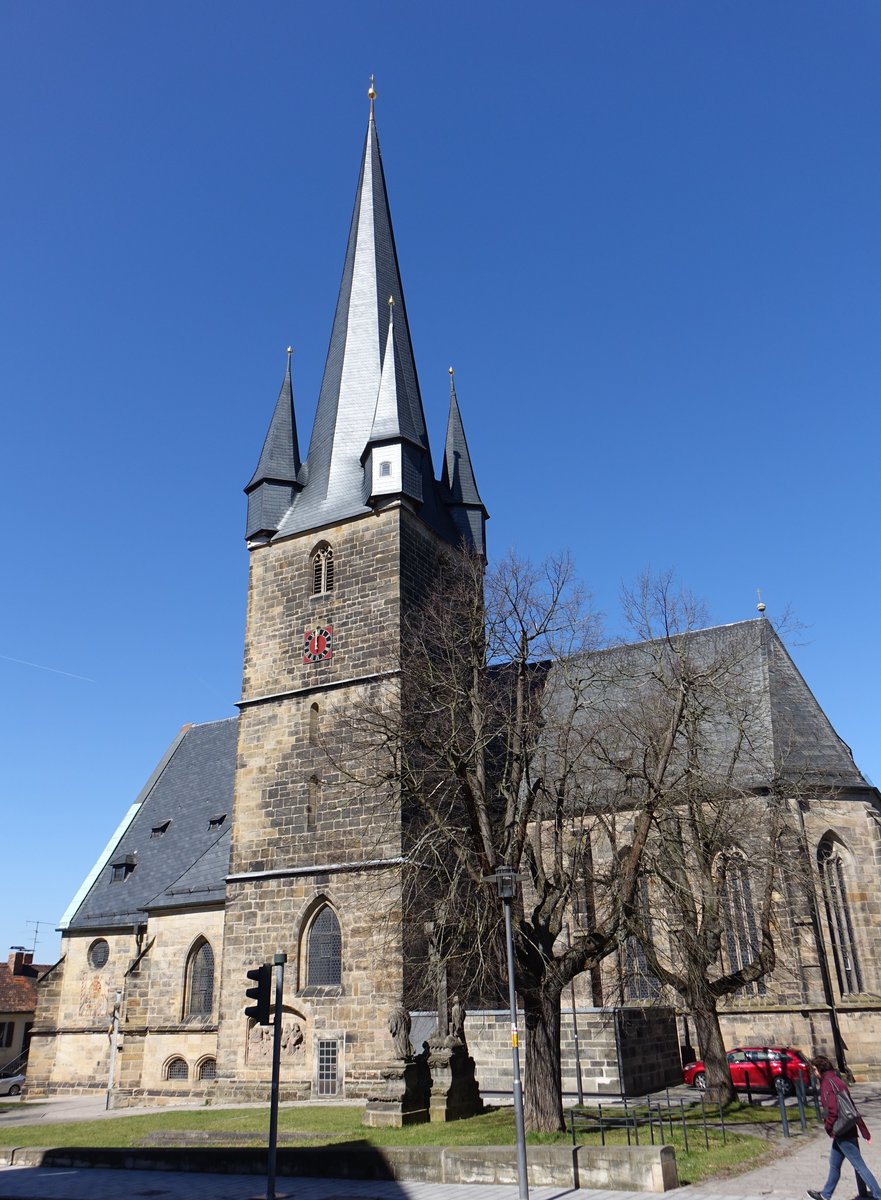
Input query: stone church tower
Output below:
<box><xmin>215</xmin><ymin>94</ymin><xmax>486</xmax><ymax>1100</ymax></box>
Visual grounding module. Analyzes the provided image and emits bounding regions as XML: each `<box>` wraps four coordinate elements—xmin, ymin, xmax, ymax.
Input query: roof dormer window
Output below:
<box><xmin>111</xmin><ymin>855</ymin><xmax>136</xmax><ymax>882</ymax></box>
<box><xmin>151</xmin><ymin>821</ymin><xmax>171</xmax><ymax>838</ymax></box>
<box><xmin>208</xmin><ymin>814</ymin><xmax>226</xmax><ymax>831</ymax></box>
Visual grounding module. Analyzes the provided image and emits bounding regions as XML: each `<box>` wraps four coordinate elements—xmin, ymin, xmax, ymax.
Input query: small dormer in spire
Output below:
<box><xmin>244</xmin><ymin>348</ymin><xmax>302</xmax><ymax>545</ymax></box>
<box><xmin>441</xmin><ymin>367</ymin><xmax>487</xmax><ymax>556</ymax></box>
<box><xmin>361</xmin><ymin>297</ymin><xmax>425</xmax><ymax>506</ymax></box>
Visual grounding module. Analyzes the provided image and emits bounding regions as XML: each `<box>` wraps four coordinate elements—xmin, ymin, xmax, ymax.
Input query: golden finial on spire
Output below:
<box><xmin>287</xmin><ymin>345</ymin><xmax>293</xmax><ymax>356</ymax></box>
<box><xmin>387</xmin><ymin>294</ymin><xmax>394</xmax><ymax>325</ymax></box>
<box><xmin>368</xmin><ymin>75</ymin><xmax>377</xmax><ymax>118</ymax></box>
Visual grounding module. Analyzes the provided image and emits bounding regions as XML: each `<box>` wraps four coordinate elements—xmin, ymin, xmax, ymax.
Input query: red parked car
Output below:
<box><xmin>683</xmin><ymin>1046</ymin><xmax>811</xmax><ymax>1096</ymax></box>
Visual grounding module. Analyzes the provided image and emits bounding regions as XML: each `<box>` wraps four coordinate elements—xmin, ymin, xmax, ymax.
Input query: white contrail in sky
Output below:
<box><xmin>0</xmin><ymin>653</ymin><xmax>95</xmax><ymax>683</ymax></box>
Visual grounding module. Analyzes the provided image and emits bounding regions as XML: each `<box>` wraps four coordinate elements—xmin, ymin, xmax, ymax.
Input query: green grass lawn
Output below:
<box><xmin>0</xmin><ymin>1100</ymin><xmax>805</xmax><ymax>1182</ymax></box>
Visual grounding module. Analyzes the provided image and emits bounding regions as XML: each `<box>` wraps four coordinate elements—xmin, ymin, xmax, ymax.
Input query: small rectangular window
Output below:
<box><xmin>111</xmin><ymin>857</ymin><xmax>135</xmax><ymax>882</ymax></box>
<box><xmin>379</xmin><ymin>460</ymin><xmax>392</xmax><ymax>478</ymax></box>
<box><xmin>317</xmin><ymin>1039</ymin><xmax>338</xmax><ymax>1096</ymax></box>
<box><xmin>151</xmin><ymin>821</ymin><xmax>171</xmax><ymax>838</ymax></box>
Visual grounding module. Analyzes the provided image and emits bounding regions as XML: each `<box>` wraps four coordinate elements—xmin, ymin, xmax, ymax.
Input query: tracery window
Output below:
<box><xmin>311</xmin><ymin>545</ymin><xmax>334</xmax><ymax>595</ymax></box>
<box><xmin>622</xmin><ymin>877</ymin><xmax>660</xmax><ymax>1001</ymax></box>
<box><xmin>721</xmin><ymin>854</ymin><xmax>766</xmax><ymax>997</ymax></box>
<box><xmin>184</xmin><ymin>939</ymin><xmax>215</xmax><ymax>1018</ymax></box>
<box><xmin>306</xmin><ymin>905</ymin><xmax>342</xmax><ymax>987</ymax></box>
<box><xmin>818</xmin><ymin>837</ymin><xmax>863</xmax><ymax>995</ymax></box>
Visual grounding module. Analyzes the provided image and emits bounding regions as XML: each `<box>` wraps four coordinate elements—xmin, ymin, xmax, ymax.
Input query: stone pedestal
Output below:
<box><xmin>428</xmin><ymin>1040</ymin><xmax>483</xmax><ymax>1122</ymax></box>
<box><xmin>362</xmin><ymin>1058</ymin><xmax>430</xmax><ymax>1127</ymax></box>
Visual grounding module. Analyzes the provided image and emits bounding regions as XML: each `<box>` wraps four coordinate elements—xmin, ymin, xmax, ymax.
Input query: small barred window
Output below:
<box><xmin>166</xmin><ymin>1057</ymin><xmax>189</xmax><ymax>1081</ymax></box>
<box><xmin>198</xmin><ymin>1057</ymin><xmax>217</xmax><ymax>1080</ymax></box>
<box><xmin>311</xmin><ymin>546</ymin><xmax>334</xmax><ymax>595</ymax></box>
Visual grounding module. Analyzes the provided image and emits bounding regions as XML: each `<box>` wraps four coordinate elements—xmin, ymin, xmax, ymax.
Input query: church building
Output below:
<box><xmin>27</xmin><ymin>94</ymin><xmax>881</xmax><ymax>1105</ymax></box>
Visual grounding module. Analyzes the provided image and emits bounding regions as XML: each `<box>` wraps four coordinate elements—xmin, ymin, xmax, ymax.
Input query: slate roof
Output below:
<box><xmin>262</xmin><ymin>111</ymin><xmax>462</xmax><ymax>546</ymax></box>
<box><xmin>543</xmin><ymin>619</ymin><xmax>871</xmax><ymax>797</ymax></box>
<box><xmin>246</xmin><ymin>350</ymin><xmax>300</xmax><ymax>493</ymax></box>
<box><xmin>64</xmin><ymin>718</ymin><xmax>237</xmax><ymax>931</ymax></box>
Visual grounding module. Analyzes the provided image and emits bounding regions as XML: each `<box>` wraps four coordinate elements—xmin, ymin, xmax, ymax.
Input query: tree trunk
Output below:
<box><xmin>691</xmin><ymin>998</ymin><xmax>735</xmax><ymax>1105</ymax></box>
<box><xmin>523</xmin><ymin>985</ymin><xmax>565</xmax><ymax>1132</ymax></box>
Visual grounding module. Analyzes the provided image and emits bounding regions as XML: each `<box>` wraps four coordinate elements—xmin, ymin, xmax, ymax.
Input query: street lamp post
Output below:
<box><xmin>486</xmin><ymin>865</ymin><xmax>530</xmax><ymax>1200</ymax></box>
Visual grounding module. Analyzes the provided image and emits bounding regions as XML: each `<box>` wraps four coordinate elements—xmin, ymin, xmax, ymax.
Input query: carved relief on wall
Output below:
<box><xmin>246</xmin><ymin>1006</ymin><xmax>305</xmax><ymax>1064</ymax></box>
<box><xmin>78</xmin><ymin>972</ymin><xmax>108</xmax><ymax>1020</ymax></box>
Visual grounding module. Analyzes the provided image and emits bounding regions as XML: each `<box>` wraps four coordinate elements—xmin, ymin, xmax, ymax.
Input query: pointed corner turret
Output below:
<box><xmin>361</xmin><ymin>298</ymin><xmax>426</xmax><ymax>507</ymax></box>
<box><xmin>244</xmin><ymin>348</ymin><xmax>302</xmax><ymax>546</ymax></box>
<box><xmin>441</xmin><ymin>367</ymin><xmax>488</xmax><ymax>557</ymax></box>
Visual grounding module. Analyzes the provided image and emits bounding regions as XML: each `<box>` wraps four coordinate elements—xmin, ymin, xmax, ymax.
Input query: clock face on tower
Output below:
<box><xmin>303</xmin><ymin>625</ymin><xmax>333</xmax><ymax>664</ymax></box>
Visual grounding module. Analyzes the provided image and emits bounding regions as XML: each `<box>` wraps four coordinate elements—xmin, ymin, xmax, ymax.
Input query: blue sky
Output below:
<box><xmin>2</xmin><ymin>1</ymin><xmax>879</xmax><ymax>961</ymax></box>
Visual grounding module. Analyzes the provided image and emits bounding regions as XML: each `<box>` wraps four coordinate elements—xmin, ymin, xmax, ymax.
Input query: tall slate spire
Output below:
<box><xmin>273</xmin><ymin>95</ymin><xmax>441</xmax><ymax>540</ymax></box>
<box><xmin>244</xmin><ymin>348</ymin><xmax>301</xmax><ymax>543</ymax></box>
<box><xmin>441</xmin><ymin>368</ymin><xmax>487</xmax><ymax>555</ymax></box>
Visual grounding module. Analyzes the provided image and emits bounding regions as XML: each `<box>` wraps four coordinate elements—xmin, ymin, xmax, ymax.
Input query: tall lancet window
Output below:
<box><xmin>306</xmin><ymin>905</ymin><xmax>342</xmax><ymax>987</ymax></box>
<box><xmin>184</xmin><ymin>939</ymin><xmax>215</xmax><ymax>1018</ymax></box>
<box><xmin>311</xmin><ymin>545</ymin><xmax>334</xmax><ymax>595</ymax></box>
<box><xmin>818</xmin><ymin>837</ymin><xmax>863</xmax><ymax>996</ymax></box>
<box><xmin>721</xmin><ymin>854</ymin><xmax>766</xmax><ymax>997</ymax></box>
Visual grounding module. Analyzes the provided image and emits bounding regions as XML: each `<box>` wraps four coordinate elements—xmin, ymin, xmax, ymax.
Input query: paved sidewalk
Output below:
<box><xmin>2</xmin><ymin>1086</ymin><xmax>881</xmax><ymax>1200</ymax></box>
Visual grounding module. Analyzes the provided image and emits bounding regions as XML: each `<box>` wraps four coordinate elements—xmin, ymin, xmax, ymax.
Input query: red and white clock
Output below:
<box><xmin>303</xmin><ymin>625</ymin><xmax>333</xmax><ymax>664</ymax></box>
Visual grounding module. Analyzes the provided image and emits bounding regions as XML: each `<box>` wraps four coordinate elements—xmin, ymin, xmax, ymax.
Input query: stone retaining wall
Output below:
<box><xmin>0</xmin><ymin>1142</ymin><xmax>678</xmax><ymax>1192</ymax></box>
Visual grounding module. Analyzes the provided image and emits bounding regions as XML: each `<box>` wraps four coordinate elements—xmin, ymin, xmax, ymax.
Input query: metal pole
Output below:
<box><xmin>503</xmin><ymin>897</ymin><xmax>530</xmax><ymax>1200</ymax></box>
<box><xmin>564</xmin><ymin>924</ymin><xmax>584</xmax><ymax>1105</ymax></box>
<box><xmin>267</xmin><ymin>952</ymin><xmax>286</xmax><ymax>1200</ymax></box>
<box><xmin>105</xmin><ymin>988</ymin><xmax>122</xmax><ymax>1111</ymax></box>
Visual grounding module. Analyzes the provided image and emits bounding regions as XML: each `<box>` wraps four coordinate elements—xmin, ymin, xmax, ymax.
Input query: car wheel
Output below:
<box><xmin>7</xmin><ymin>1084</ymin><xmax>20</xmax><ymax>1096</ymax></box>
<box><xmin>694</xmin><ymin>1071</ymin><xmax>706</xmax><ymax>1090</ymax></box>
<box><xmin>774</xmin><ymin>1077</ymin><xmax>792</xmax><ymax>1098</ymax></box>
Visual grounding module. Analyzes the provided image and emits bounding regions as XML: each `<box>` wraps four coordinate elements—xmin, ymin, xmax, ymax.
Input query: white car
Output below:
<box><xmin>0</xmin><ymin>1074</ymin><xmax>24</xmax><ymax>1097</ymax></box>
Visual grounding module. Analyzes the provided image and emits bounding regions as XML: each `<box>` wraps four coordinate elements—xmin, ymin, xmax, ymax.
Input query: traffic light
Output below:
<box><xmin>245</xmin><ymin>963</ymin><xmax>271</xmax><ymax>1025</ymax></box>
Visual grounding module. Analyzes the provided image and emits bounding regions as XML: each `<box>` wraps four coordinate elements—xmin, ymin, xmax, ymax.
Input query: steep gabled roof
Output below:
<box><xmin>63</xmin><ymin>718</ymin><xmax>237</xmax><ymax>931</ymax></box>
<box><xmin>543</xmin><ymin>619</ymin><xmax>870</xmax><ymax>797</ymax></box>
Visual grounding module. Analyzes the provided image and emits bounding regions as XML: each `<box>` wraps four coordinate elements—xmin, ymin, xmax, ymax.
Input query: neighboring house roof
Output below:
<box><xmin>0</xmin><ymin>955</ymin><xmax>52</xmax><ymax>1014</ymax></box>
<box><xmin>64</xmin><ymin>718</ymin><xmax>237</xmax><ymax>932</ymax></box>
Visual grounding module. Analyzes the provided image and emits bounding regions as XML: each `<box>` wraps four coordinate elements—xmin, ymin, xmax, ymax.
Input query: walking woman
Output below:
<box><xmin>808</xmin><ymin>1056</ymin><xmax>881</xmax><ymax>1200</ymax></box>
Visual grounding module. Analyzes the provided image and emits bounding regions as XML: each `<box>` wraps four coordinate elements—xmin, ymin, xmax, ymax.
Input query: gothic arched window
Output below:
<box><xmin>306</xmin><ymin>905</ymin><xmax>342</xmax><ymax>987</ymax></box>
<box><xmin>184</xmin><ymin>938</ymin><xmax>215</xmax><ymax>1018</ymax></box>
<box><xmin>622</xmin><ymin>877</ymin><xmax>660</xmax><ymax>1001</ymax></box>
<box><xmin>311</xmin><ymin>545</ymin><xmax>334</xmax><ymax>595</ymax></box>
<box><xmin>818</xmin><ymin>837</ymin><xmax>863</xmax><ymax>996</ymax></box>
<box><xmin>720</xmin><ymin>854</ymin><xmax>766</xmax><ymax>997</ymax></box>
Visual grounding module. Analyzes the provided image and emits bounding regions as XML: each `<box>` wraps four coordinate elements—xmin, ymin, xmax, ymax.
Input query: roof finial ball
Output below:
<box><xmin>756</xmin><ymin>587</ymin><xmax>766</xmax><ymax>616</ymax></box>
<box><xmin>368</xmin><ymin>75</ymin><xmax>377</xmax><ymax>118</ymax></box>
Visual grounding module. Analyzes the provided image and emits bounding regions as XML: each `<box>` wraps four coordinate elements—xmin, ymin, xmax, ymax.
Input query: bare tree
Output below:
<box><xmin>604</xmin><ymin>574</ymin><xmax>809</xmax><ymax>1104</ymax></box>
<box><xmin>340</xmin><ymin>549</ymin><xmax>655</xmax><ymax>1132</ymax></box>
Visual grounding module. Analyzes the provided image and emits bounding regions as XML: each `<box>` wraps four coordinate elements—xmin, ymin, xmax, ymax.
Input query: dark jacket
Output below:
<box><xmin>819</xmin><ymin>1069</ymin><xmax>870</xmax><ymax>1141</ymax></box>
